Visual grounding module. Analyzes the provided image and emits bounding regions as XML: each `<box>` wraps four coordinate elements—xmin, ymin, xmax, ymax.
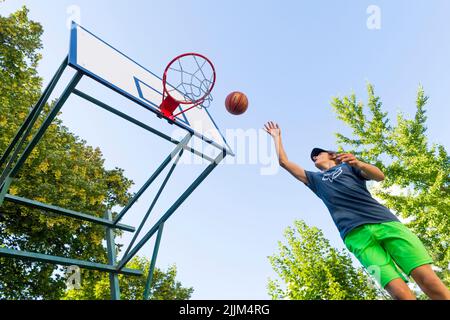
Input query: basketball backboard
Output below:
<box><xmin>68</xmin><ymin>22</ymin><xmax>232</xmax><ymax>155</ymax></box>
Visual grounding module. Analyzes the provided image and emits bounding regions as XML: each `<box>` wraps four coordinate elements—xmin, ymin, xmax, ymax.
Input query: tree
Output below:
<box><xmin>268</xmin><ymin>220</ymin><xmax>383</xmax><ymax>300</ymax></box>
<box><xmin>0</xmin><ymin>6</ymin><xmax>135</xmax><ymax>300</ymax></box>
<box><xmin>63</xmin><ymin>256</ymin><xmax>193</xmax><ymax>300</ymax></box>
<box><xmin>331</xmin><ymin>83</ymin><xmax>449</xmax><ymax>286</ymax></box>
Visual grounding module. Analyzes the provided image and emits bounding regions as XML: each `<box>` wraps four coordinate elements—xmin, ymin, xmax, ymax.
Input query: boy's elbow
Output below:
<box><xmin>375</xmin><ymin>173</ymin><xmax>385</xmax><ymax>182</ymax></box>
<box><xmin>279</xmin><ymin>159</ymin><xmax>288</xmax><ymax>168</ymax></box>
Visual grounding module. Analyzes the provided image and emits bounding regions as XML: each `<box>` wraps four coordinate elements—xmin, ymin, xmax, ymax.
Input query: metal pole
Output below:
<box><xmin>0</xmin><ymin>56</ymin><xmax>68</xmax><ymax>168</ymax></box>
<box><xmin>105</xmin><ymin>211</ymin><xmax>120</xmax><ymax>300</ymax></box>
<box><xmin>122</xmin><ymin>147</ymin><xmax>184</xmax><ymax>259</ymax></box>
<box><xmin>113</xmin><ymin>134</ymin><xmax>191</xmax><ymax>224</ymax></box>
<box><xmin>0</xmin><ymin>247</ymin><xmax>142</xmax><ymax>276</ymax></box>
<box><xmin>0</xmin><ymin>177</ymin><xmax>13</xmax><ymax>206</ymax></box>
<box><xmin>3</xmin><ymin>194</ymin><xmax>135</xmax><ymax>232</ymax></box>
<box><xmin>72</xmin><ymin>89</ymin><xmax>214</xmax><ymax>163</ymax></box>
<box><xmin>117</xmin><ymin>150</ymin><xmax>225</xmax><ymax>270</ymax></box>
<box><xmin>87</xmin><ymin>84</ymin><xmax>233</xmax><ymax>156</ymax></box>
<box><xmin>143</xmin><ymin>223</ymin><xmax>164</xmax><ymax>300</ymax></box>
<box><xmin>0</xmin><ymin>72</ymin><xmax>82</xmax><ymax>188</ymax></box>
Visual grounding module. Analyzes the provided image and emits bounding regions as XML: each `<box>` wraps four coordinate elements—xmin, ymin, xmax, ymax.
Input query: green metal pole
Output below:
<box><xmin>113</xmin><ymin>134</ymin><xmax>192</xmax><ymax>224</ymax></box>
<box><xmin>0</xmin><ymin>56</ymin><xmax>68</xmax><ymax>169</ymax></box>
<box><xmin>0</xmin><ymin>177</ymin><xmax>13</xmax><ymax>206</ymax></box>
<box><xmin>105</xmin><ymin>211</ymin><xmax>120</xmax><ymax>300</ymax></box>
<box><xmin>72</xmin><ymin>89</ymin><xmax>214</xmax><ymax>163</ymax></box>
<box><xmin>0</xmin><ymin>72</ymin><xmax>82</xmax><ymax>188</ymax></box>
<box><xmin>3</xmin><ymin>194</ymin><xmax>135</xmax><ymax>232</ymax></box>
<box><xmin>117</xmin><ymin>151</ymin><xmax>225</xmax><ymax>270</ymax></box>
<box><xmin>143</xmin><ymin>223</ymin><xmax>164</xmax><ymax>300</ymax></box>
<box><xmin>0</xmin><ymin>247</ymin><xmax>142</xmax><ymax>276</ymax></box>
<box><xmin>74</xmin><ymin>85</ymin><xmax>234</xmax><ymax>156</ymax></box>
<box><xmin>122</xmin><ymin>147</ymin><xmax>185</xmax><ymax>259</ymax></box>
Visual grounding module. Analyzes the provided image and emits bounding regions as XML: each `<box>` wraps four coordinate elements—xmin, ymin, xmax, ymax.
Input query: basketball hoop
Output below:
<box><xmin>160</xmin><ymin>53</ymin><xmax>216</xmax><ymax>120</ymax></box>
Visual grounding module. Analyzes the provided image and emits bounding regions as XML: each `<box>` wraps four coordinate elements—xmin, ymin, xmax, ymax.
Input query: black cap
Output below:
<box><xmin>310</xmin><ymin>147</ymin><xmax>331</xmax><ymax>162</ymax></box>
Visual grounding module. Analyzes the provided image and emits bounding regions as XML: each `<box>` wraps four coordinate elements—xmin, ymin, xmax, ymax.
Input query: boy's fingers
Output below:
<box><xmin>264</xmin><ymin>122</ymin><xmax>279</xmax><ymax>133</ymax></box>
<box><xmin>346</xmin><ymin>156</ymin><xmax>355</xmax><ymax>161</ymax></box>
<box><xmin>339</xmin><ymin>154</ymin><xmax>353</xmax><ymax>160</ymax></box>
<box><xmin>343</xmin><ymin>153</ymin><xmax>355</xmax><ymax>160</ymax></box>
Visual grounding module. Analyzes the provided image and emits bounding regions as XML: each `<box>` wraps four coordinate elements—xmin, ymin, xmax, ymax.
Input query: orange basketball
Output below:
<box><xmin>225</xmin><ymin>91</ymin><xmax>248</xmax><ymax>115</ymax></box>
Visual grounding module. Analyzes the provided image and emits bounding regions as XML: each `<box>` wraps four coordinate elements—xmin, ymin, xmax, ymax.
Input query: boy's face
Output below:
<box><xmin>313</xmin><ymin>151</ymin><xmax>336</xmax><ymax>169</ymax></box>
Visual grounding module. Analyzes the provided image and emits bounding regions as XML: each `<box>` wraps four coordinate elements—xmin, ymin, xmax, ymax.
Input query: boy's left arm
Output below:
<box><xmin>336</xmin><ymin>153</ymin><xmax>385</xmax><ymax>182</ymax></box>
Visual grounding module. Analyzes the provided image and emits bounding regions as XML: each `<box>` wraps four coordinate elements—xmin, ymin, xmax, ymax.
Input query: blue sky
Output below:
<box><xmin>1</xmin><ymin>0</ymin><xmax>450</xmax><ymax>299</ymax></box>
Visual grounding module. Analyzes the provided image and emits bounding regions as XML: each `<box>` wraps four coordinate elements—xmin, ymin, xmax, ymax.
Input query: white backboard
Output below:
<box><xmin>68</xmin><ymin>23</ymin><xmax>231</xmax><ymax>154</ymax></box>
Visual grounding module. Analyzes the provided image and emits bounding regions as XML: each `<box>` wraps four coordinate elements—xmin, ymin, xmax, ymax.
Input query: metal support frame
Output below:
<box><xmin>0</xmin><ymin>54</ymin><xmax>231</xmax><ymax>300</ymax></box>
<box><xmin>113</xmin><ymin>134</ymin><xmax>192</xmax><ymax>224</ymax></box>
<box><xmin>117</xmin><ymin>150</ymin><xmax>225</xmax><ymax>271</ymax></box>
<box><xmin>0</xmin><ymin>56</ymin><xmax>68</xmax><ymax>170</ymax></box>
<box><xmin>0</xmin><ymin>177</ymin><xmax>12</xmax><ymax>206</ymax></box>
<box><xmin>0</xmin><ymin>247</ymin><xmax>142</xmax><ymax>276</ymax></box>
<box><xmin>1</xmin><ymin>66</ymin><xmax>80</xmax><ymax>188</ymax></box>
<box><xmin>71</xmin><ymin>89</ymin><xmax>215</xmax><ymax>163</ymax></box>
<box><xmin>121</xmin><ymin>137</ymin><xmax>189</xmax><ymax>259</ymax></box>
<box><xmin>3</xmin><ymin>194</ymin><xmax>135</xmax><ymax>232</ymax></box>
<box><xmin>105</xmin><ymin>210</ymin><xmax>120</xmax><ymax>300</ymax></box>
<box><xmin>143</xmin><ymin>223</ymin><xmax>164</xmax><ymax>300</ymax></box>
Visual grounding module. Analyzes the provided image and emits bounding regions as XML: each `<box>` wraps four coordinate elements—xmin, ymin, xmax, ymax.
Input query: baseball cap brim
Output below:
<box><xmin>310</xmin><ymin>148</ymin><xmax>329</xmax><ymax>162</ymax></box>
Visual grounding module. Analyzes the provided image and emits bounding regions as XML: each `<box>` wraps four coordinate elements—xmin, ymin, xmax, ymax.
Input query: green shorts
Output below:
<box><xmin>344</xmin><ymin>221</ymin><xmax>433</xmax><ymax>288</ymax></box>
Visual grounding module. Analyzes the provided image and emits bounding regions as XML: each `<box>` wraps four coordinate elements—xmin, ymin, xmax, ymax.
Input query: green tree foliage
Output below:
<box><xmin>268</xmin><ymin>220</ymin><xmax>383</xmax><ymax>300</ymax></box>
<box><xmin>331</xmin><ymin>84</ymin><xmax>449</xmax><ymax>286</ymax></box>
<box><xmin>63</xmin><ymin>257</ymin><xmax>193</xmax><ymax>300</ymax></box>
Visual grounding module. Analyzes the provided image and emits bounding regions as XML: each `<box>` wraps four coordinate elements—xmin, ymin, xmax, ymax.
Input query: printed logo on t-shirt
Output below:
<box><xmin>322</xmin><ymin>167</ymin><xmax>343</xmax><ymax>183</ymax></box>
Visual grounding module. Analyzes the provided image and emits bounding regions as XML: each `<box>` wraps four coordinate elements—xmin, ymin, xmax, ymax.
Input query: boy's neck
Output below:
<box><xmin>321</xmin><ymin>161</ymin><xmax>339</xmax><ymax>171</ymax></box>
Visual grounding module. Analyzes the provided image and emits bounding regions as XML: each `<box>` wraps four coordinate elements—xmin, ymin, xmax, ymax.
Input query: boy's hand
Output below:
<box><xmin>336</xmin><ymin>153</ymin><xmax>362</xmax><ymax>167</ymax></box>
<box><xmin>264</xmin><ymin>121</ymin><xmax>281</xmax><ymax>138</ymax></box>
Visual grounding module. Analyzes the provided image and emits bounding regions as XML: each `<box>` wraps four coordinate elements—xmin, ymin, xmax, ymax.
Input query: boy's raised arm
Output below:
<box><xmin>264</xmin><ymin>121</ymin><xmax>309</xmax><ymax>185</ymax></box>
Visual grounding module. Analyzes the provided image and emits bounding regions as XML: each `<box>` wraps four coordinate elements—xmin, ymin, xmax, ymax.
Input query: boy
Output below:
<box><xmin>264</xmin><ymin>121</ymin><xmax>450</xmax><ymax>300</ymax></box>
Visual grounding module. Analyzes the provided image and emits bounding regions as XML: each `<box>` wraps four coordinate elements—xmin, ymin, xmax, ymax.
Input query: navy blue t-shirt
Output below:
<box><xmin>304</xmin><ymin>163</ymin><xmax>399</xmax><ymax>239</ymax></box>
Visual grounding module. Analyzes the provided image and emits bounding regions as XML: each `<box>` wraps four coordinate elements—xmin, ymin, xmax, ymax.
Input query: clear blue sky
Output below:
<box><xmin>1</xmin><ymin>0</ymin><xmax>450</xmax><ymax>299</ymax></box>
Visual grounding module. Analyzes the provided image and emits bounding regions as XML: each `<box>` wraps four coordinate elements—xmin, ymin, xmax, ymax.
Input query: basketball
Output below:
<box><xmin>225</xmin><ymin>91</ymin><xmax>248</xmax><ymax>115</ymax></box>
